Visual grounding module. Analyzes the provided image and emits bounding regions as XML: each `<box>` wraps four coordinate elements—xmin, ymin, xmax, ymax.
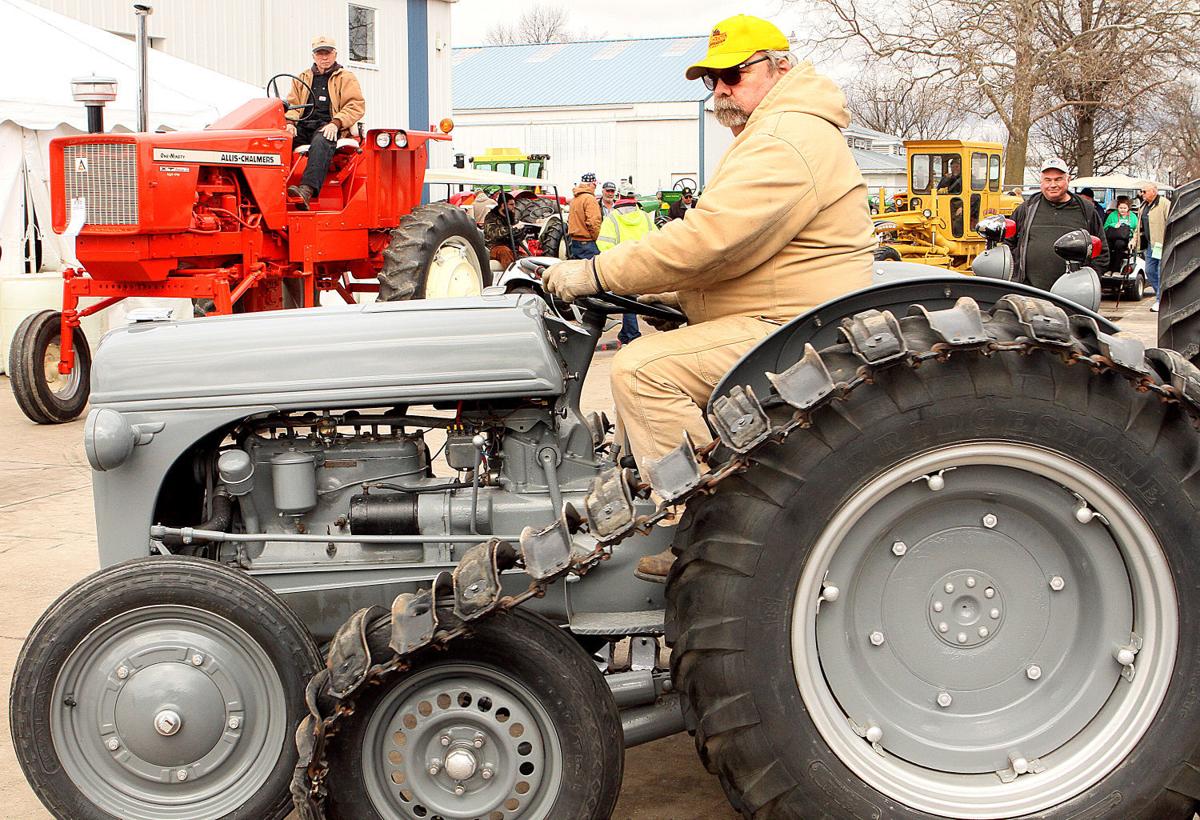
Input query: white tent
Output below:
<box><xmin>0</xmin><ymin>0</ymin><xmax>263</xmax><ymax>370</ymax></box>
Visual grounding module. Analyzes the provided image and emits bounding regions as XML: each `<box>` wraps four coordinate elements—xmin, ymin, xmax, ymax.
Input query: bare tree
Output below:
<box><xmin>1035</xmin><ymin>99</ymin><xmax>1153</xmax><ymax>176</ymax></box>
<box><xmin>484</xmin><ymin>4</ymin><xmax>575</xmax><ymax>46</ymax></box>
<box><xmin>846</xmin><ymin>75</ymin><xmax>959</xmax><ymax>140</ymax></box>
<box><xmin>1149</xmin><ymin>82</ymin><xmax>1200</xmax><ymax>185</ymax></box>
<box><xmin>797</xmin><ymin>0</ymin><xmax>1200</xmax><ymax>184</ymax></box>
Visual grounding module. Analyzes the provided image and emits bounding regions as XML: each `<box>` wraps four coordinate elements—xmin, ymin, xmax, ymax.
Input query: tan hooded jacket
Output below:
<box><xmin>285</xmin><ymin>66</ymin><xmax>366</xmax><ymax>137</ymax></box>
<box><xmin>567</xmin><ymin>184</ymin><xmax>603</xmax><ymax>241</ymax></box>
<box><xmin>595</xmin><ymin>62</ymin><xmax>874</xmax><ymax>324</ymax></box>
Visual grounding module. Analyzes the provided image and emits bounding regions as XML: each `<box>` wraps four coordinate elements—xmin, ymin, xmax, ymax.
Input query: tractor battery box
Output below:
<box><xmin>445</xmin><ymin>434</ymin><xmax>480</xmax><ymax>471</ymax></box>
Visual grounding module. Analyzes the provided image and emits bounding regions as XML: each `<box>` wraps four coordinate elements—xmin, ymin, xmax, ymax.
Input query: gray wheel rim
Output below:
<box><xmin>425</xmin><ymin>236</ymin><xmax>483</xmax><ymax>299</ymax></box>
<box><xmin>41</xmin><ymin>334</ymin><xmax>82</xmax><ymax>400</ymax></box>
<box><xmin>361</xmin><ymin>662</ymin><xmax>564</xmax><ymax>819</ymax></box>
<box><xmin>51</xmin><ymin>605</ymin><xmax>288</xmax><ymax>820</ymax></box>
<box><xmin>792</xmin><ymin>442</ymin><xmax>1177</xmax><ymax>819</ymax></box>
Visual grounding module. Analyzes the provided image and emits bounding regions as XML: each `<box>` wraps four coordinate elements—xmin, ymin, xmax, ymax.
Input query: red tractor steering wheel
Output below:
<box><xmin>266</xmin><ymin>73</ymin><xmax>317</xmax><ymax>123</ymax></box>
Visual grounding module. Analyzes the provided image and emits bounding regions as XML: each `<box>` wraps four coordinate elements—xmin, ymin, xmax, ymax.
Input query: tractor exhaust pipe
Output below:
<box><xmin>134</xmin><ymin>3</ymin><xmax>152</xmax><ymax>132</ymax></box>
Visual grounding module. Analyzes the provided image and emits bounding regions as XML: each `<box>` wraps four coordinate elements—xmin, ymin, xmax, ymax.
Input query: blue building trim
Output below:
<box><xmin>406</xmin><ymin>0</ymin><xmax>430</xmax><ymax>201</ymax></box>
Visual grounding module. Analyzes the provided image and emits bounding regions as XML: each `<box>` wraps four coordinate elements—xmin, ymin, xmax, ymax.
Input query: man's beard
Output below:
<box><xmin>714</xmin><ymin>96</ymin><xmax>750</xmax><ymax>128</ymax></box>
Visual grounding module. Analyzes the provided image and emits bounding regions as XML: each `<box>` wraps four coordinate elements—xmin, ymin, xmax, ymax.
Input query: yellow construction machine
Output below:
<box><xmin>873</xmin><ymin>140</ymin><xmax>1023</xmax><ymax>271</ymax></box>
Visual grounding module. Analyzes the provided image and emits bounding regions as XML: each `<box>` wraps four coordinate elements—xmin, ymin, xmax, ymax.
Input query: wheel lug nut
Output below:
<box><xmin>927</xmin><ymin>473</ymin><xmax>945</xmax><ymax>491</ymax></box>
<box><xmin>978</xmin><ymin>627</ymin><xmax>989</xmax><ymax>637</ymax></box>
<box><xmin>481</xmin><ymin>767</ymin><xmax>494</xmax><ymax>780</ymax></box>
<box><xmin>453</xmin><ymin>784</ymin><xmax>466</xmax><ymax>796</ymax></box>
<box><xmin>944</xmin><ymin>582</ymin><xmax>955</xmax><ymax>593</ymax></box>
<box><xmin>228</xmin><ymin>716</ymin><xmax>241</xmax><ymax>730</ymax></box>
<box><xmin>869</xmin><ymin>631</ymin><xmax>886</xmax><ymax>646</ymax></box>
<box><xmin>966</xmin><ymin>576</ymin><xmax>976</xmax><ymax>588</ymax></box>
<box><xmin>106</xmin><ymin>737</ymin><xmax>120</xmax><ymax>751</ymax></box>
<box><xmin>1049</xmin><ymin>575</ymin><xmax>1065</xmax><ymax>591</ymax></box>
<box><xmin>956</xmin><ymin>632</ymin><xmax>968</xmax><ymax>644</ymax></box>
<box><xmin>1115</xmin><ymin>647</ymin><xmax>1136</xmax><ymax>666</ymax></box>
<box><xmin>440</xmin><ymin>734</ymin><xmax>451</xmax><ymax>747</ymax></box>
<box><xmin>936</xmin><ymin>691</ymin><xmax>953</xmax><ymax>708</ymax></box>
<box><xmin>190</xmin><ymin>654</ymin><xmax>204</xmax><ymax>667</ymax></box>
<box><xmin>1026</xmin><ymin>665</ymin><xmax>1042</xmax><ymax>680</ymax></box>
<box><xmin>891</xmin><ymin>541</ymin><xmax>907</xmax><ymax>556</ymax></box>
<box><xmin>429</xmin><ymin>763</ymin><xmax>440</xmax><ymax>775</ymax></box>
<box><xmin>820</xmin><ymin>584</ymin><xmax>840</xmax><ymax>603</ymax></box>
<box><xmin>982</xmin><ymin>513</ymin><xmax>997</xmax><ymax>528</ymax></box>
<box><xmin>938</xmin><ymin>622</ymin><xmax>949</xmax><ymax>633</ymax></box>
<box><xmin>990</xmin><ymin>608</ymin><xmax>1000</xmax><ymax>619</ymax></box>
<box><xmin>473</xmin><ymin>732</ymin><xmax>486</xmax><ymax>748</ymax></box>
<box><xmin>175</xmin><ymin>769</ymin><xmax>188</xmax><ymax>781</ymax></box>
<box><xmin>864</xmin><ymin>723</ymin><xmax>883</xmax><ymax>743</ymax></box>
<box><xmin>933</xmin><ymin>601</ymin><xmax>944</xmax><ymax>612</ymax></box>
<box><xmin>115</xmin><ymin>665</ymin><xmax>129</xmax><ymax>680</ymax></box>
<box><xmin>984</xmin><ymin>587</ymin><xmax>995</xmax><ymax>599</ymax></box>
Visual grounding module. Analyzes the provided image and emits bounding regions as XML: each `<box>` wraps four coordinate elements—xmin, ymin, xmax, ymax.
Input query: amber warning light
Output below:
<box><xmin>439</xmin><ymin>118</ymin><xmax>454</xmax><ymax>134</ymax></box>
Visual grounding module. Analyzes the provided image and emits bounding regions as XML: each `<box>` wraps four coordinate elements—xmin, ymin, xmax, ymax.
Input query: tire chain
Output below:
<box><xmin>291</xmin><ymin>294</ymin><xmax>1200</xmax><ymax>819</ymax></box>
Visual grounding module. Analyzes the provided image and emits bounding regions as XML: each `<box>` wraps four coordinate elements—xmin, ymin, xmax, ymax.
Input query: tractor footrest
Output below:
<box><xmin>570</xmin><ymin>609</ymin><xmax>665</xmax><ymax>636</ymax></box>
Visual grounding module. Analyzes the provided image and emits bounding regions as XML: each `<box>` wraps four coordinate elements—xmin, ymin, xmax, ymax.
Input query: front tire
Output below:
<box><xmin>378</xmin><ymin>203</ymin><xmax>488</xmax><ymax>301</ymax></box>
<box><xmin>10</xmin><ymin>557</ymin><xmax>322</xmax><ymax>820</ymax></box>
<box><xmin>325</xmin><ymin>608</ymin><xmax>622</xmax><ymax>820</ymax></box>
<box><xmin>8</xmin><ymin>309</ymin><xmax>90</xmax><ymax>424</ymax></box>
<box><xmin>668</xmin><ymin>313</ymin><xmax>1200</xmax><ymax>818</ymax></box>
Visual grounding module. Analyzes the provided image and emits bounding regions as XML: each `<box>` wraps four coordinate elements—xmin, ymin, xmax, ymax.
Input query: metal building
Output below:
<box><xmin>450</xmin><ymin>37</ymin><xmax>735</xmax><ymax>192</ymax></box>
<box><xmin>26</xmin><ymin>0</ymin><xmax>455</xmax><ymax>145</ymax></box>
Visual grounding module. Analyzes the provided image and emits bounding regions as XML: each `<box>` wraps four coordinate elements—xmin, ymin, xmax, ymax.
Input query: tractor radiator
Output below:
<box><xmin>61</xmin><ymin>143</ymin><xmax>139</xmax><ymax>226</ymax></box>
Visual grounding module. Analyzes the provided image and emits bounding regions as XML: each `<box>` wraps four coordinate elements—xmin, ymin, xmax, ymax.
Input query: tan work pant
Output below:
<box><xmin>610</xmin><ymin>315</ymin><xmax>778</xmax><ymax>465</ymax></box>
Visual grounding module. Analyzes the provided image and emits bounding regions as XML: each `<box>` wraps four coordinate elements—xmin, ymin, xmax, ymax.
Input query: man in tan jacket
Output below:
<box><xmin>543</xmin><ymin>14</ymin><xmax>875</xmax><ymax>580</ymax></box>
<box><xmin>566</xmin><ymin>172</ymin><xmax>603</xmax><ymax>260</ymax></box>
<box><xmin>284</xmin><ymin>35</ymin><xmax>366</xmax><ymax>209</ymax></box>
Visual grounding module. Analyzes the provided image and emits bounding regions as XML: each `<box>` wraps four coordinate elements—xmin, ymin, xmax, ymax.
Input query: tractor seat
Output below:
<box><xmin>293</xmin><ymin>138</ymin><xmax>360</xmax><ymax>156</ymax></box>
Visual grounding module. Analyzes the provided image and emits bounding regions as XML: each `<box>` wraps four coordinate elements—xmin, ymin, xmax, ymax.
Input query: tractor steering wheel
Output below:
<box><xmin>512</xmin><ymin>258</ymin><xmax>687</xmax><ymax>324</ymax></box>
<box><xmin>266</xmin><ymin>73</ymin><xmax>316</xmax><ymax>123</ymax></box>
<box><xmin>673</xmin><ymin>178</ymin><xmax>698</xmax><ymax>192</ymax></box>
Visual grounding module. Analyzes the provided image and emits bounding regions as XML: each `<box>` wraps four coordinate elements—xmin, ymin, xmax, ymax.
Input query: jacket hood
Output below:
<box><xmin>744</xmin><ymin>60</ymin><xmax>851</xmax><ymax>132</ymax></box>
<box><xmin>613</xmin><ymin>207</ymin><xmax>649</xmax><ymax>226</ymax></box>
<box><xmin>573</xmin><ymin>183</ymin><xmax>596</xmax><ymax>197</ymax></box>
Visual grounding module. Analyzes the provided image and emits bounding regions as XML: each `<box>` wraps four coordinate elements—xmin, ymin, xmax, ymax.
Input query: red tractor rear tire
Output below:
<box><xmin>7</xmin><ymin>309</ymin><xmax>91</xmax><ymax>425</ymax></box>
<box><xmin>378</xmin><ymin>203</ymin><xmax>489</xmax><ymax>301</ymax></box>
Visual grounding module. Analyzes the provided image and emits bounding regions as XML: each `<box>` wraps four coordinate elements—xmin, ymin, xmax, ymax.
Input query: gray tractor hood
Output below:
<box><xmin>90</xmin><ymin>294</ymin><xmax>565</xmax><ymax>412</ymax></box>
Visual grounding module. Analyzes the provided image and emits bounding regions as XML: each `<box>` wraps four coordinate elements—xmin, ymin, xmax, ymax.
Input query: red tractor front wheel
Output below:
<box><xmin>7</xmin><ymin>310</ymin><xmax>91</xmax><ymax>424</ymax></box>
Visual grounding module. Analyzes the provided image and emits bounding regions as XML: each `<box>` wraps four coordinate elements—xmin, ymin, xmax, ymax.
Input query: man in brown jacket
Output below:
<box><xmin>284</xmin><ymin>35</ymin><xmax>366</xmax><ymax>209</ymax></box>
<box><xmin>543</xmin><ymin>14</ymin><xmax>874</xmax><ymax>580</ymax></box>
<box><xmin>567</xmin><ymin>172</ymin><xmax>603</xmax><ymax>260</ymax></box>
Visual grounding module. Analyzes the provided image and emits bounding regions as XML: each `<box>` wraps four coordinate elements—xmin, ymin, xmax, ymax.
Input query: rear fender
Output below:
<box><xmin>709</xmin><ymin>276</ymin><xmax>1118</xmax><ymax>415</ymax></box>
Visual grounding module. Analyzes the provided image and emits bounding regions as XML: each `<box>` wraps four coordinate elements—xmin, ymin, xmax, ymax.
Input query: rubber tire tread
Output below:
<box><xmin>1158</xmin><ymin>178</ymin><xmax>1200</xmax><ymax>363</ymax></box>
<box><xmin>7</xmin><ymin>309</ymin><xmax>91</xmax><ymax>424</ymax></box>
<box><xmin>377</xmin><ymin>203</ymin><xmax>489</xmax><ymax>301</ymax></box>
<box><xmin>538</xmin><ymin>213</ymin><xmax>564</xmax><ymax>258</ymax></box>
<box><xmin>324</xmin><ymin>607</ymin><xmax>623</xmax><ymax>820</ymax></box>
<box><xmin>667</xmin><ymin>322</ymin><xmax>1200</xmax><ymax>819</ymax></box>
<box><xmin>10</xmin><ymin>556</ymin><xmax>323</xmax><ymax>820</ymax></box>
<box><xmin>513</xmin><ymin>196</ymin><xmax>558</xmax><ymax>224</ymax></box>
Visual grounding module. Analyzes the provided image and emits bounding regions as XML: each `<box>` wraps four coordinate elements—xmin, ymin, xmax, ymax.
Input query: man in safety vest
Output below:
<box><xmin>597</xmin><ymin>185</ymin><xmax>658</xmax><ymax>346</ymax></box>
<box><xmin>543</xmin><ymin>14</ymin><xmax>875</xmax><ymax>582</ymax></box>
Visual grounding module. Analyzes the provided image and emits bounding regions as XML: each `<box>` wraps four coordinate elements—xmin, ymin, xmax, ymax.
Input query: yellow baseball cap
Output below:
<box><xmin>312</xmin><ymin>35</ymin><xmax>337</xmax><ymax>52</ymax></box>
<box><xmin>685</xmin><ymin>15</ymin><xmax>789</xmax><ymax>80</ymax></box>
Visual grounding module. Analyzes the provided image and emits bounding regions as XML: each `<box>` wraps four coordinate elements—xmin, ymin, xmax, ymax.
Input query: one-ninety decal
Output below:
<box><xmin>152</xmin><ymin>148</ymin><xmax>282</xmax><ymax>166</ymax></box>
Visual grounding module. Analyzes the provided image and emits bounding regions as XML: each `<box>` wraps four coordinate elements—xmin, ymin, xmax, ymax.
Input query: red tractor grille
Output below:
<box><xmin>61</xmin><ymin>143</ymin><xmax>139</xmax><ymax>226</ymax></box>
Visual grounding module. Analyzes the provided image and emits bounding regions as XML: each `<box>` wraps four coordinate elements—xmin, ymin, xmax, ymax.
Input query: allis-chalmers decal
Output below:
<box><xmin>152</xmin><ymin>148</ymin><xmax>282</xmax><ymax>166</ymax></box>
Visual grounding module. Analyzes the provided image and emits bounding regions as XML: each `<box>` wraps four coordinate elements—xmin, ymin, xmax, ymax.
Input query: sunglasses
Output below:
<box><xmin>702</xmin><ymin>55</ymin><xmax>770</xmax><ymax>91</ymax></box>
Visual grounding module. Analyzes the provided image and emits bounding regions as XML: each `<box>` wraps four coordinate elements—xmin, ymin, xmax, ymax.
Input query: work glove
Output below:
<box><xmin>321</xmin><ymin>122</ymin><xmax>339</xmax><ymax>141</ymax></box>
<box><xmin>1153</xmin><ymin>243</ymin><xmax>1163</xmax><ymax>260</ymax></box>
<box><xmin>543</xmin><ymin>259</ymin><xmax>602</xmax><ymax>302</ymax></box>
<box><xmin>637</xmin><ymin>292</ymin><xmax>685</xmax><ymax>332</ymax></box>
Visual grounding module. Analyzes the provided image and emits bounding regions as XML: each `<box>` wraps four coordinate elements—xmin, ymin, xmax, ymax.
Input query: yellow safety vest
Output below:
<box><xmin>597</xmin><ymin>207</ymin><xmax>658</xmax><ymax>251</ymax></box>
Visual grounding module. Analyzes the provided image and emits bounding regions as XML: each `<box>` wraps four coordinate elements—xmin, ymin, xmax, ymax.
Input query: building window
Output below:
<box><xmin>348</xmin><ymin>4</ymin><xmax>376</xmax><ymax>65</ymax></box>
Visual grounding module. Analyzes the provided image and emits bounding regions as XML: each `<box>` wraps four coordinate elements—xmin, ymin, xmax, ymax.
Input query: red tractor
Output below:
<box><xmin>8</xmin><ymin>75</ymin><xmax>489</xmax><ymax>424</ymax></box>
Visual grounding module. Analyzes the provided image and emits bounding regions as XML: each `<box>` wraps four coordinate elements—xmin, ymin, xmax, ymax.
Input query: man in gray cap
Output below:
<box><xmin>284</xmin><ymin>36</ymin><xmax>366</xmax><ymax>209</ymax></box>
<box><xmin>1005</xmin><ymin>157</ymin><xmax>1108</xmax><ymax>290</ymax></box>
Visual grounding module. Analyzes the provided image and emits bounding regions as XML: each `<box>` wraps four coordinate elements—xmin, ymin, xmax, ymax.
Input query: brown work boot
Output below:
<box><xmin>287</xmin><ymin>184</ymin><xmax>315</xmax><ymax>210</ymax></box>
<box><xmin>634</xmin><ymin>548</ymin><xmax>675</xmax><ymax>584</ymax></box>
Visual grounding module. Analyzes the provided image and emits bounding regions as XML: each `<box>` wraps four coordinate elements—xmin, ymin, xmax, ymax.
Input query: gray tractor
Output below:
<box><xmin>12</xmin><ymin>232</ymin><xmax>1200</xmax><ymax>820</ymax></box>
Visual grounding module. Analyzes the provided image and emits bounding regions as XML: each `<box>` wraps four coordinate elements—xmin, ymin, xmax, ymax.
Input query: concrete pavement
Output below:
<box><xmin>0</xmin><ymin>295</ymin><xmax>1162</xmax><ymax>819</ymax></box>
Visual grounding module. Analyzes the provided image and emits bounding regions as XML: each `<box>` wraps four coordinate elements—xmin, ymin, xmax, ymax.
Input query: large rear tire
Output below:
<box><xmin>378</xmin><ymin>203</ymin><xmax>488</xmax><ymax>301</ymax></box>
<box><xmin>10</xmin><ymin>557</ymin><xmax>322</xmax><ymax>820</ymax></box>
<box><xmin>668</xmin><ymin>307</ymin><xmax>1200</xmax><ymax>818</ymax></box>
<box><xmin>324</xmin><ymin>608</ymin><xmax>622</xmax><ymax>820</ymax></box>
<box><xmin>1158</xmin><ymin>178</ymin><xmax>1200</xmax><ymax>363</ymax></box>
<box><xmin>8</xmin><ymin>309</ymin><xmax>90</xmax><ymax>424</ymax></box>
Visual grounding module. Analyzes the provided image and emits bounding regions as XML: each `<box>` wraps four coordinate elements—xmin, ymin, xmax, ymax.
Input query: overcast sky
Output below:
<box><xmin>450</xmin><ymin>0</ymin><xmax>810</xmax><ymax>47</ymax></box>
